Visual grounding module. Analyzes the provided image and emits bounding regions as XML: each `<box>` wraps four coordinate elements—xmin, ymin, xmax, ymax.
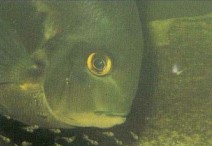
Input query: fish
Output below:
<box><xmin>0</xmin><ymin>0</ymin><xmax>143</xmax><ymax>132</ymax></box>
<box><xmin>0</xmin><ymin>1</ymin><xmax>143</xmax><ymax>146</ymax></box>
<box><xmin>1</xmin><ymin>2</ymin><xmax>211</xmax><ymax>145</ymax></box>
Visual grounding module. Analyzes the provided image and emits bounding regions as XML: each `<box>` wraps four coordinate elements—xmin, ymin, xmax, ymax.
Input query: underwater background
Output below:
<box><xmin>0</xmin><ymin>1</ymin><xmax>211</xmax><ymax>146</ymax></box>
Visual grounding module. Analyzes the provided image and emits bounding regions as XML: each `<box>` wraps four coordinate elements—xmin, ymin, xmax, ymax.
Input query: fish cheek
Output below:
<box><xmin>43</xmin><ymin>51</ymin><xmax>94</xmax><ymax>115</ymax></box>
<box><xmin>63</xmin><ymin>71</ymin><xmax>97</xmax><ymax>113</ymax></box>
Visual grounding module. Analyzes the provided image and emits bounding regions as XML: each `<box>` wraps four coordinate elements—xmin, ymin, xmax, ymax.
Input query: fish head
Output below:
<box><xmin>0</xmin><ymin>1</ymin><xmax>143</xmax><ymax>129</ymax></box>
<box><xmin>43</xmin><ymin>1</ymin><xmax>143</xmax><ymax>128</ymax></box>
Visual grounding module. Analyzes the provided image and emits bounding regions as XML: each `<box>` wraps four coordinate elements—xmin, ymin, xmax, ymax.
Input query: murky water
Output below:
<box><xmin>0</xmin><ymin>1</ymin><xmax>211</xmax><ymax>146</ymax></box>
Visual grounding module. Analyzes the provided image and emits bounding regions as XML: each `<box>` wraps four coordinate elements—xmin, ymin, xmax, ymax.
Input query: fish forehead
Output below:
<box><xmin>39</xmin><ymin>1</ymin><xmax>142</xmax><ymax>41</ymax></box>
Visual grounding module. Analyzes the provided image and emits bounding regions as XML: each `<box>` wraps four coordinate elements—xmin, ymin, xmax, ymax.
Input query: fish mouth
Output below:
<box><xmin>53</xmin><ymin>112</ymin><xmax>126</xmax><ymax>128</ymax></box>
<box><xmin>94</xmin><ymin>111</ymin><xmax>126</xmax><ymax>117</ymax></box>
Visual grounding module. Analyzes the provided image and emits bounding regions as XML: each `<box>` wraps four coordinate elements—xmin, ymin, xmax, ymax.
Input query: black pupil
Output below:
<box><xmin>93</xmin><ymin>58</ymin><xmax>105</xmax><ymax>70</ymax></box>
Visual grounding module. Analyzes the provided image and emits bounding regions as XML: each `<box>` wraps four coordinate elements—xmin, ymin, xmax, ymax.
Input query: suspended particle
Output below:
<box><xmin>172</xmin><ymin>64</ymin><xmax>183</xmax><ymax>75</ymax></box>
<box><xmin>65</xmin><ymin>78</ymin><xmax>70</xmax><ymax>85</ymax></box>
<box><xmin>129</xmin><ymin>131</ymin><xmax>139</xmax><ymax>140</ymax></box>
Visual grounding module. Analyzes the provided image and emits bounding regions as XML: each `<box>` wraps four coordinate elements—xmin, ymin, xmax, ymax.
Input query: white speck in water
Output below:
<box><xmin>172</xmin><ymin>64</ymin><xmax>183</xmax><ymax>75</ymax></box>
<box><xmin>129</xmin><ymin>131</ymin><xmax>139</xmax><ymax>140</ymax></box>
<box><xmin>65</xmin><ymin>78</ymin><xmax>70</xmax><ymax>85</ymax></box>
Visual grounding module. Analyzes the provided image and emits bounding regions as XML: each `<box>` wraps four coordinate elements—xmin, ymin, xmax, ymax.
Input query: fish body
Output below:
<box><xmin>0</xmin><ymin>1</ymin><xmax>143</xmax><ymax>129</ymax></box>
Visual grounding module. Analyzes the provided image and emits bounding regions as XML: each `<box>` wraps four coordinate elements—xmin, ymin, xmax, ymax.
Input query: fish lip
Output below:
<box><xmin>52</xmin><ymin>112</ymin><xmax>126</xmax><ymax>128</ymax></box>
<box><xmin>94</xmin><ymin>111</ymin><xmax>126</xmax><ymax>117</ymax></box>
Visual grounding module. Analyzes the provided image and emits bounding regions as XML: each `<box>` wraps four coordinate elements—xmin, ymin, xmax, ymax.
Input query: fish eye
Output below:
<box><xmin>87</xmin><ymin>52</ymin><xmax>112</xmax><ymax>76</ymax></box>
<box><xmin>93</xmin><ymin>58</ymin><xmax>106</xmax><ymax>70</ymax></box>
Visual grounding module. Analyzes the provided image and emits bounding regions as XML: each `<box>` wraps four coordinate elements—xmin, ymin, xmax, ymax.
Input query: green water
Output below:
<box><xmin>136</xmin><ymin>1</ymin><xmax>212</xmax><ymax>145</ymax></box>
<box><xmin>0</xmin><ymin>1</ymin><xmax>211</xmax><ymax>146</ymax></box>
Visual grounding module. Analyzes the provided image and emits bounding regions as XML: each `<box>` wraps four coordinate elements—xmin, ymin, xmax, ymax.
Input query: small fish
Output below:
<box><xmin>0</xmin><ymin>1</ymin><xmax>143</xmax><ymax>130</ymax></box>
<box><xmin>129</xmin><ymin>131</ymin><xmax>139</xmax><ymax>141</ymax></box>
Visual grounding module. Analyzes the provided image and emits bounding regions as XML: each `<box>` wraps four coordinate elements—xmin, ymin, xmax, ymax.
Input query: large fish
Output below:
<box><xmin>2</xmin><ymin>1</ymin><xmax>211</xmax><ymax>146</ymax></box>
<box><xmin>0</xmin><ymin>1</ymin><xmax>143</xmax><ymax>130</ymax></box>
